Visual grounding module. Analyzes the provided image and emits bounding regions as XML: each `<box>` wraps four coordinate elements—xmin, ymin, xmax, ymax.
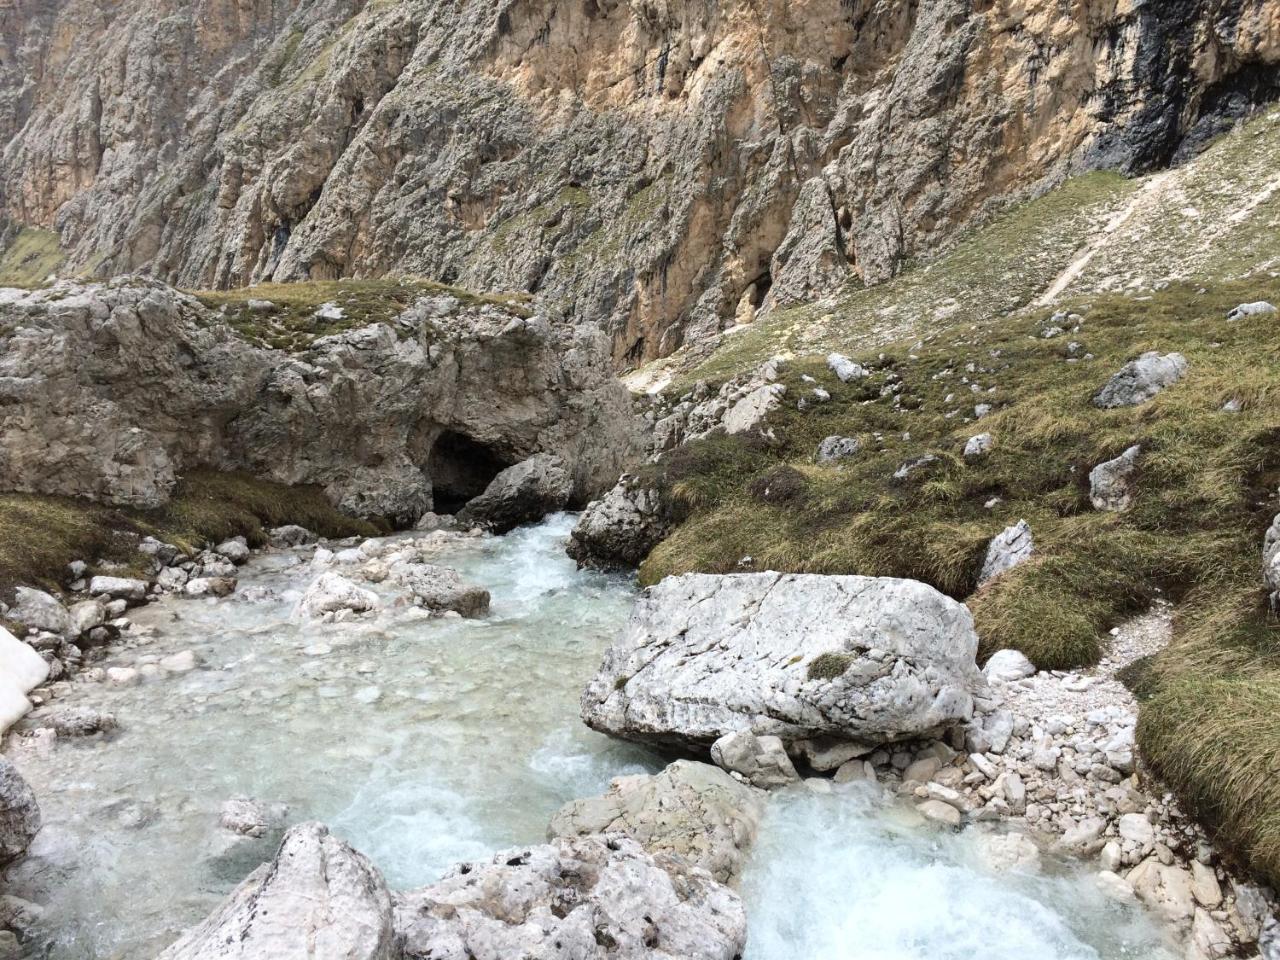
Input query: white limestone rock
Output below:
<box><xmin>583</xmin><ymin>572</ymin><xmax>981</xmax><ymax>751</ymax></box>
<box><xmin>394</xmin><ymin>834</ymin><xmax>746</xmax><ymax>960</ymax></box>
<box><xmin>158</xmin><ymin>822</ymin><xmax>395</xmax><ymax>960</ymax></box>
<box><xmin>978</xmin><ymin>520</ymin><xmax>1033</xmax><ymax>585</ymax></box>
<box><xmin>1092</xmin><ymin>352</ymin><xmax>1188</xmax><ymax>408</ymax></box>
<box><xmin>295</xmin><ymin>573</ymin><xmax>379</xmax><ymax>618</ymax></box>
<box><xmin>547</xmin><ymin>760</ymin><xmax>764</xmax><ymax>885</ymax></box>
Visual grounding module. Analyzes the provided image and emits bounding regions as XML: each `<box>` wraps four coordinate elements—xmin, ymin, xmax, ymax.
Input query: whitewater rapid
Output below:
<box><xmin>5</xmin><ymin>516</ymin><xmax>1179</xmax><ymax>959</ymax></box>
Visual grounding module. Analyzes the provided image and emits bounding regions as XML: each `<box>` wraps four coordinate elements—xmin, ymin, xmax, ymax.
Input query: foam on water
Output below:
<box><xmin>4</xmin><ymin>514</ymin><xmax>1183</xmax><ymax>959</ymax></box>
<box><xmin>741</xmin><ymin>785</ymin><xmax>1179</xmax><ymax>960</ymax></box>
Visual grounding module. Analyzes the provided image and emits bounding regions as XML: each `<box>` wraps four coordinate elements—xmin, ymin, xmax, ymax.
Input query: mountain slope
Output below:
<box><xmin>2</xmin><ymin>0</ymin><xmax>1278</xmax><ymax>363</ymax></box>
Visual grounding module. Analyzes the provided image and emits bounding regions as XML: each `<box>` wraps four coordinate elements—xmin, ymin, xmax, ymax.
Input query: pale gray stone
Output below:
<box><xmin>0</xmin><ymin>758</ymin><xmax>40</xmax><ymax>866</ymax></box>
<box><xmin>456</xmin><ymin>454</ymin><xmax>573</xmax><ymax>534</ymax></box>
<box><xmin>710</xmin><ymin>730</ymin><xmax>800</xmax><ymax>789</ymax></box>
<box><xmin>1089</xmin><ymin>444</ymin><xmax>1141</xmax><ymax>512</ymax></box>
<box><xmin>159</xmin><ymin>822</ymin><xmax>395</xmax><ymax>960</ymax></box>
<box><xmin>295</xmin><ymin>573</ymin><xmax>379</xmax><ymax>618</ymax></box>
<box><xmin>1093</xmin><ymin>352</ymin><xmax>1188</xmax><ymax>408</ymax></box>
<box><xmin>548</xmin><ymin>760</ymin><xmax>763</xmax><ymax>884</ymax></box>
<box><xmin>394</xmin><ymin>834</ymin><xmax>746</xmax><ymax>960</ymax></box>
<box><xmin>979</xmin><ymin>520</ymin><xmax>1033</xmax><ymax>584</ymax></box>
<box><xmin>568</xmin><ymin>477</ymin><xmax>673</xmax><ymax>570</ymax></box>
<box><xmin>582</xmin><ymin>572</ymin><xmax>981</xmax><ymax>751</ymax></box>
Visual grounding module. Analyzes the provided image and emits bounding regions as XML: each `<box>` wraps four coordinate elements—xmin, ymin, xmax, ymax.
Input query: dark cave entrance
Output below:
<box><xmin>427</xmin><ymin>431</ymin><xmax>512</xmax><ymax>515</ymax></box>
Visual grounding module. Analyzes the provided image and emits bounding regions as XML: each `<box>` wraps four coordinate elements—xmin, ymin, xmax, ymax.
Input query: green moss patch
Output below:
<box><xmin>0</xmin><ymin>227</ymin><xmax>65</xmax><ymax>288</ymax></box>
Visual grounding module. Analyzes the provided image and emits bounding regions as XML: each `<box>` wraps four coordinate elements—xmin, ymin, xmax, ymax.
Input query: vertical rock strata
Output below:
<box><xmin>2</xmin><ymin>1</ymin><xmax>1278</xmax><ymax>361</ymax></box>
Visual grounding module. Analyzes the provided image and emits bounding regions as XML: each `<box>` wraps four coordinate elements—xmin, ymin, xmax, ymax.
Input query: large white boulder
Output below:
<box><xmin>8</xmin><ymin>587</ymin><xmax>71</xmax><ymax>636</ymax></box>
<box><xmin>393</xmin><ymin>834</ymin><xmax>746</xmax><ymax>960</ymax></box>
<box><xmin>0</xmin><ymin>627</ymin><xmax>50</xmax><ymax>736</ymax></box>
<box><xmin>1092</xmin><ymin>352</ymin><xmax>1187</xmax><ymax>408</ymax></box>
<box><xmin>158</xmin><ymin>822</ymin><xmax>395</xmax><ymax>960</ymax></box>
<box><xmin>582</xmin><ymin>573</ymin><xmax>981</xmax><ymax>750</ymax></box>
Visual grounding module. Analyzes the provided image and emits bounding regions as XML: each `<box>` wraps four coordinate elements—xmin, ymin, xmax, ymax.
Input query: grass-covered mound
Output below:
<box><xmin>194</xmin><ymin>278</ymin><xmax>533</xmax><ymax>352</ymax></box>
<box><xmin>0</xmin><ymin>470</ymin><xmax>377</xmax><ymax>597</ymax></box>
<box><xmin>637</xmin><ymin>275</ymin><xmax>1280</xmax><ymax>885</ymax></box>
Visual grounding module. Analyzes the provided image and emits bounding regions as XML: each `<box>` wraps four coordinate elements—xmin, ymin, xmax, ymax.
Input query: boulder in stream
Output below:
<box><xmin>394</xmin><ymin>833</ymin><xmax>746</xmax><ymax>960</ymax></box>
<box><xmin>0</xmin><ymin>757</ymin><xmax>41</xmax><ymax>866</ymax></box>
<box><xmin>295</xmin><ymin>573</ymin><xmax>379</xmax><ymax>618</ymax></box>
<box><xmin>158</xmin><ymin>822</ymin><xmax>396</xmax><ymax>960</ymax></box>
<box><xmin>395</xmin><ymin>564</ymin><xmax>489</xmax><ymax>618</ymax></box>
<box><xmin>582</xmin><ymin>572</ymin><xmax>981</xmax><ymax>751</ymax></box>
<box><xmin>456</xmin><ymin>453</ymin><xmax>574</xmax><ymax>534</ymax></box>
<box><xmin>567</xmin><ymin>475</ymin><xmax>675</xmax><ymax>570</ymax></box>
<box><xmin>548</xmin><ymin>760</ymin><xmax>764</xmax><ymax>884</ymax></box>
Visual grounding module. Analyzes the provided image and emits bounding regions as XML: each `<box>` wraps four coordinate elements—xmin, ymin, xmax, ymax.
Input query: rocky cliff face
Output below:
<box><xmin>3</xmin><ymin>0</ymin><xmax>1278</xmax><ymax>364</ymax></box>
<box><xmin>0</xmin><ymin>278</ymin><xmax>637</xmax><ymax>522</ymax></box>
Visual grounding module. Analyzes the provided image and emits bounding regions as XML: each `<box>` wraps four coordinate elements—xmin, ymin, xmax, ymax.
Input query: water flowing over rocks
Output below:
<box><xmin>548</xmin><ymin>760</ymin><xmax>764</xmax><ymax>885</ymax></box>
<box><xmin>0</xmin><ymin>280</ymin><xmax>637</xmax><ymax>521</ymax></box>
<box><xmin>156</xmin><ymin>822</ymin><xmax>397</xmax><ymax>960</ymax></box>
<box><xmin>582</xmin><ymin>572</ymin><xmax>982</xmax><ymax>752</ymax></box>
<box><xmin>393</xmin><ymin>834</ymin><xmax>747</xmax><ymax>960</ymax></box>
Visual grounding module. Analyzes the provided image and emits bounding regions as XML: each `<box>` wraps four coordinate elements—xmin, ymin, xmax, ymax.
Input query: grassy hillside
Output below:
<box><xmin>0</xmin><ymin>471</ymin><xmax>378</xmax><ymax>599</ymax></box>
<box><xmin>630</xmin><ymin>107</ymin><xmax>1280</xmax><ymax>889</ymax></box>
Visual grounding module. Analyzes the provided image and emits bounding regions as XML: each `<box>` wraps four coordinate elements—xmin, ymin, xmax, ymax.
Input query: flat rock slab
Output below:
<box><xmin>582</xmin><ymin>573</ymin><xmax>981</xmax><ymax>751</ymax></box>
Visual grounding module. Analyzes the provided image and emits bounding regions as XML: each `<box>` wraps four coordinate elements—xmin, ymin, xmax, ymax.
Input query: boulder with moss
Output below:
<box><xmin>582</xmin><ymin>572</ymin><xmax>981</xmax><ymax>751</ymax></box>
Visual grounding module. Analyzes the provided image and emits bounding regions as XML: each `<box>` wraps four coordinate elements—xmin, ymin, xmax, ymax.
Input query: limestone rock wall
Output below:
<box><xmin>0</xmin><ymin>278</ymin><xmax>638</xmax><ymax>522</ymax></box>
<box><xmin>3</xmin><ymin>0</ymin><xmax>1278</xmax><ymax>363</ymax></box>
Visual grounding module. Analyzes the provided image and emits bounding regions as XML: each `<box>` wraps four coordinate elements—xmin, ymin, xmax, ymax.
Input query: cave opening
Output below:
<box><xmin>428</xmin><ymin>431</ymin><xmax>513</xmax><ymax>514</ymax></box>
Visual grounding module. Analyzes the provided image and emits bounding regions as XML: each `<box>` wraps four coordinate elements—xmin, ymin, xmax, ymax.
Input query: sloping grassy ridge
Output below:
<box><xmin>636</xmin><ymin>276</ymin><xmax>1280</xmax><ymax>885</ymax></box>
<box><xmin>0</xmin><ymin>471</ymin><xmax>378</xmax><ymax>599</ymax></box>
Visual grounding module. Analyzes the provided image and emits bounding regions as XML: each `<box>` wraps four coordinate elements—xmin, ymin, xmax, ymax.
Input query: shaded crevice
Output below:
<box><xmin>427</xmin><ymin>430</ymin><xmax>513</xmax><ymax>514</ymax></box>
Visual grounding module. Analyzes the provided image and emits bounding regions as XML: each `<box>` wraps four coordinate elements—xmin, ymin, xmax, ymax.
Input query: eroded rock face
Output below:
<box><xmin>3</xmin><ymin>1</ymin><xmax>1277</xmax><ymax>361</ymax></box>
<box><xmin>547</xmin><ymin>760</ymin><xmax>764</xmax><ymax>885</ymax></box>
<box><xmin>393</xmin><ymin>834</ymin><xmax>746</xmax><ymax>960</ymax></box>
<box><xmin>0</xmin><ymin>280</ymin><xmax>638</xmax><ymax>520</ymax></box>
<box><xmin>157</xmin><ymin>822</ymin><xmax>396</xmax><ymax>960</ymax></box>
<box><xmin>567</xmin><ymin>476</ymin><xmax>675</xmax><ymax>570</ymax></box>
<box><xmin>582</xmin><ymin>572</ymin><xmax>981</xmax><ymax>751</ymax></box>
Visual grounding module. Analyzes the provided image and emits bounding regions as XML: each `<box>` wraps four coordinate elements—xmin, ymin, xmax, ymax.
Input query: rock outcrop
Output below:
<box><xmin>0</xmin><ymin>280</ymin><xmax>637</xmax><ymax>521</ymax></box>
<box><xmin>157</xmin><ymin>822</ymin><xmax>396</xmax><ymax>960</ymax></box>
<box><xmin>3</xmin><ymin>1</ymin><xmax>1277</xmax><ymax>361</ymax></box>
<box><xmin>548</xmin><ymin>760</ymin><xmax>764</xmax><ymax>885</ymax></box>
<box><xmin>567</xmin><ymin>476</ymin><xmax>675</xmax><ymax>570</ymax></box>
<box><xmin>979</xmin><ymin>520</ymin><xmax>1035</xmax><ymax>585</ymax></box>
<box><xmin>582</xmin><ymin>572</ymin><xmax>981</xmax><ymax>751</ymax></box>
<box><xmin>394</xmin><ymin>834</ymin><xmax>747</xmax><ymax>960</ymax></box>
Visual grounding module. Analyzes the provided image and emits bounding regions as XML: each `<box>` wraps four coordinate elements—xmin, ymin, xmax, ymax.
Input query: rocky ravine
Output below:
<box><xmin>3</xmin><ymin>0</ymin><xmax>1278</xmax><ymax>362</ymax></box>
<box><xmin>0</xmin><ymin>278</ymin><xmax>637</xmax><ymax>522</ymax></box>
